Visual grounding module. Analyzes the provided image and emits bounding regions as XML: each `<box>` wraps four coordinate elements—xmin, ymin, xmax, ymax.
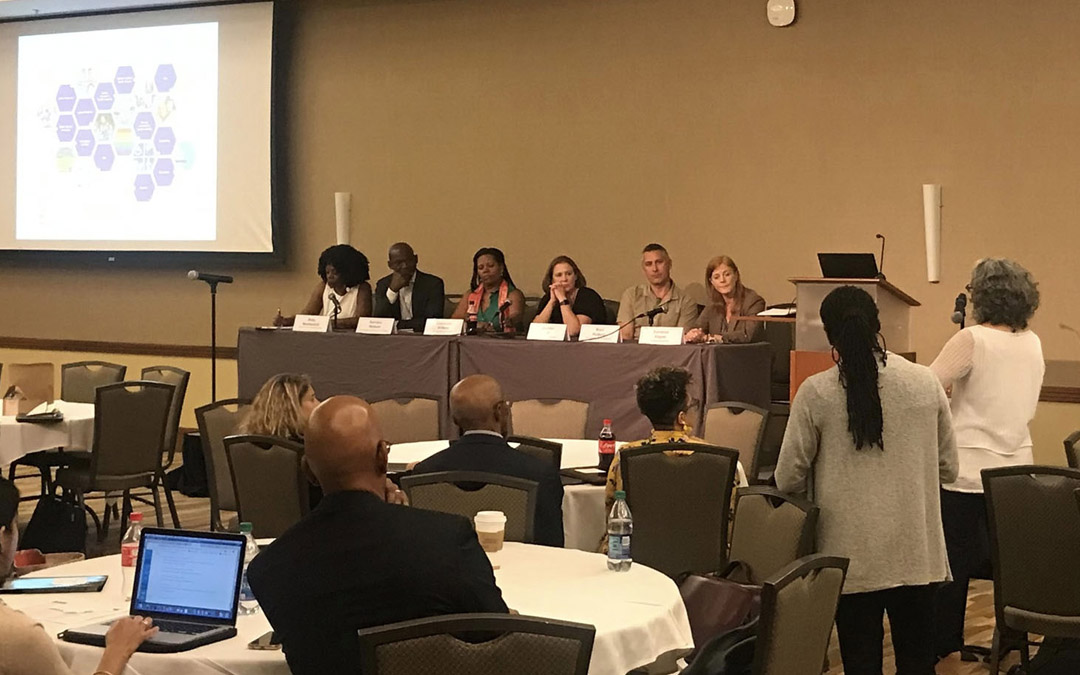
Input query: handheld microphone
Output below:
<box><xmin>875</xmin><ymin>234</ymin><xmax>886</xmax><ymax>279</ymax></box>
<box><xmin>187</xmin><ymin>270</ymin><xmax>234</xmax><ymax>284</ymax></box>
<box><xmin>498</xmin><ymin>299</ymin><xmax>512</xmax><ymax>312</ymax></box>
<box><xmin>951</xmin><ymin>292</ymin><xmax>967</xmax><ymax>326</ymax></box>
<box><xmin>329</xmin><ymin>293</ymin><xmax>341</xmax><ymax>311</ymax></box>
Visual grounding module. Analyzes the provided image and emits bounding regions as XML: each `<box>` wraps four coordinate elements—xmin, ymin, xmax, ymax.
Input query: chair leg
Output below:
<box><xmin>151</xmin><ymin>485</ymin><xmax>164</xmax><ymax>527</ymax></box>
<box><xmin>102</xmin><ymin>496</ymin><xmax>112</xmax><ymax>538</ymax></box>
<box><xmin>1019</xmin><ymin>632</ymin><xmax>1031</xmax><ymax>669</ymax></box>
<box><xmin>990</xmin><ymin>627</ymin><xmax>1002</xmax><ymax>674</ymax></box>
<box><xmin>78</xmin><ymin>491</ymin><xmax>104</xmax><ymax>543</ymax></box>
<box><xmin>163</xmin><ymin>482</ymin><xmax>181</xmax><ymax>529</ymax></box>
<box><xmin>119</xmin><ymin>491</ymin><xmax>132</xmax><ymax>539</ymax></box>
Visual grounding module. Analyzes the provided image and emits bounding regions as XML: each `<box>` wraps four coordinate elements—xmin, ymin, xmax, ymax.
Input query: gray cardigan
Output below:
<box><xmin>775</xmin><ymin>354</ymin><xmax>958</xmax><ymax>594</ymax></box>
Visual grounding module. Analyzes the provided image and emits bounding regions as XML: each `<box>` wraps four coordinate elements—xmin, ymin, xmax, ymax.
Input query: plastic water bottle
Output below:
<box><xmin>120</xmin><ymin>512</ymin><xmax>143</xmax><ymax>600</ymax></box>
<box><xmin>607</xmin><ymin>490</ymin><xmax>633</xmax><ymax>572</ymax></box>
<box><xmin>238</xmin><ymin>522</ymin><xmax>260</xmax><ymax>615</ymax></box>
<box><xmin>598</xmin><ymin>418</ymin><xmax>616</xmax><ymax>472</ymax></box>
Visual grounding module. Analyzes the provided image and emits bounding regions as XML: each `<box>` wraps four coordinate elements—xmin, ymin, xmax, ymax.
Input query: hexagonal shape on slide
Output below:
<box><xmin>94</xmin><ymin>144</ymin><xmax>116</xmax><ymax>171</ymax></box>
<box><xmin>153</xmin><ymin>126</ymin><xmax>176</xmax><ymax>155</ymax></box>
<box><xmin>94</xmin><ymin>83</ymin><xmax>116</xmax><ymax>111</ymax></box>
<box><xmin>114</xmin><ymin>66</ymin><xmax>136</xmax><ymax>94</ymax></box>
<box><xmin>56</xmin><ymin>114</ymin><xmax>76</xmax><ymax>142</ymax></box>
<box><xmin>154</xmin><ymin>64</ymin><xmax>176</xmax><ymax>93</ymax></box>
<box><xmin>74</xmin><ymin>129</ymin><xmax>95</xmax><ymax>157</ymax></box>
<box><xmin>133</xmin><ymin>112</ymin><xmax>156</xmax><ymax>140</ymax></box>
<box><xmin>74</xmin><ymin>99</ymin><xmax>96</xmax><ymax>126</ymax></box>
<box><xmin>56</xmin><ymin>85</ymin><xmax>77</xmax><ymax>112</ymax></box>
<box><xmin>153</xmin><ymin>158</ymin><xmax>175</xmax><ymax>186</ymax></box>
<box><xmin>134</xmin><ymin>174</ymin><xmax>155</xmax><ymax>202</ymax></box>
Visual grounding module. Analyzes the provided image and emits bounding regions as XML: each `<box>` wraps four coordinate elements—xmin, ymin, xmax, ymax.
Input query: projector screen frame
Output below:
<box><xmin>0</xmin><ymin>0</ymin><xmax>291</xmax><ymax>268</ymax></box>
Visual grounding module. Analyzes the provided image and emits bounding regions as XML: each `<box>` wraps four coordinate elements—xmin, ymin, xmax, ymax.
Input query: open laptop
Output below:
<box><xmin>62</xmin><ymin>528</ymin><xmax>246</xmax><ymax>653</ymax></box>
<box><xmin>817</xmin><ymin>252</ymin><xmax>880</xmax><ymax>279</ymax></box>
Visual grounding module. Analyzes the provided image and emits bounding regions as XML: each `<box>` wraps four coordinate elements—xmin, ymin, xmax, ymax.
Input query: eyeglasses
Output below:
<box><xmin>965</xmin><ymin>284</ymin><xmax>973</xmax><ymax>293</ymax></box>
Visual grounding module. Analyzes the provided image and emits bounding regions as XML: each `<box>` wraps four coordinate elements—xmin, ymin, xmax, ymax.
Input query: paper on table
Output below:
<box><xmin>757</xmin><ymin>307</ymin><xmax>796</xmax><ymax>317</ymax></box>
<box><xmin>16</xmin><ymin>598</ymin><xmax>126</xmax><ymax>633</ymax></box>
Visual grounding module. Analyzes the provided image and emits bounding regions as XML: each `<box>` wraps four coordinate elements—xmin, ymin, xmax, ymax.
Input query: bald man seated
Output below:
<box><xmin>247</xmin><ymin>396</ymin><xmax>507</xmax><ymax>675</ymax></box>
<box><xmin>373</xmin><ymin>242</ymin><xmax>446</xmax><ymax>331</ymax></box>
<box><xmin>411</xmin><ymin>375</ymin><xmax>565</xmax><ymax>547</ymax></box>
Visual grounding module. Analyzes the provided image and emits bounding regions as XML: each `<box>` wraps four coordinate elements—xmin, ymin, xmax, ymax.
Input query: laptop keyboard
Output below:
<box><xmin>152</xmin><ymin>619</ymin><xmax>212</xmax><ymax>635</ymax></box>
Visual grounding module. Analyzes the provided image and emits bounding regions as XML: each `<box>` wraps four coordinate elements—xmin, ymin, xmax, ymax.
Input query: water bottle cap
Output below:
<box><xmin>239</xmin><ymin>522</ymin><xmax>253</xmax><ymax>533</ymax></box>
<box><xmin>614</xmin><ymin>490</ymin><xmax>626</xmax><ymax>500</ymax></box>
<box><xmin>129</xmin><ymin>512</ymin><xmax>143</xmax><ymax>522</ymax></box>
<box><xmin>603</xmin><ymin>419</ymin><xmax>612</xmax><ymax>425</ymax></box>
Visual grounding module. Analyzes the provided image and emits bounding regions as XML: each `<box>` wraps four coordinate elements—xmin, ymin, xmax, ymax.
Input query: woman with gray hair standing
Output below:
<box><xmin>931</xmin><ymin>258</ymin><xmax>1045</xmax><ymax>659</ymax></box>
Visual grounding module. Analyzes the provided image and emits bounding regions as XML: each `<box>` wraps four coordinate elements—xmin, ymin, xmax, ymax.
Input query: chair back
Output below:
<box><xmin>140</xmin><ymin>366</ymin><xmax>190</xmax><ymax>464</ymax></box>
<box><xmin>983</xmin><ymin>465</ymin><xmax>1080</xmax><ymax>630</ymax></box>
<box><xmin>1065</xmin><ymin>431</ymin><xmax>1080</xmax><ymax>469</ymax></box>
<box><xmin>370</xmin><ymin>395</ymin><xmax>441</xmax><ymax>443</ymax></box>
<box><xmin>357</xmin><ymin>613</ymin><xmax>595</xmax><ymax>675</ymax></box>
<box><xmin>602</xmin><ymin>299</ymin><xmax>619</xmax><ymax>325</ymax></box>
<box><xmin>225</xmin><ymin>434</ymin><xmax>308</xmax><ymax>539</ymax></box>
<box><xmin>510</xmin><ymin>399</ymin><xmax>589</xmax><ymax>440</ymax></box>
<box><xmin>7</xmin><ymin>362</ymin><xmax>55</xmax><ymax>405</ymax></box>
<box><xmin>753</xmin><ymin>403</ymin><xmax>789</xmax><ymax>484</ymax></box>
<box><xmin>521</xmin><ymin>296</ymin><xmax>542</xmax><ymax>326</ymax></box>
<box><xmin>621</xmin><ymin>443</ymin><xmax>739</xmax><ymax>577</ymax></box>
<box><xmin>728</xmin><ymin>487</ymin><xmax>819</xmax><ymax>584</ymax></box>
<box><xmin>90</xmin><ymin>381</ymin><xmax>175</xmax><ymax>480</ymax></box>
<box><xmin>508</xmin><ymin>435</ymin><xmax>562</xmax><ymax>470</ymax></box>
<box><xmin>753</xmin><ymin>555</ymin><xmax>849</xmax><ymax>675</ymax></box>
<box><xmin>61</xmin><ymin>361</ymin><xmax>127</xmax><ymax>404</ymax></box>
<box><xmin>702</xmin><ymin>402</ymin><xmax>768</xmax><ymax>480</ymax></box>
<box><xmin>401</xmin><ymin>471</ymin><xmax>538</xmax><ymax>543</ymax></box>
<box><xmin>196</xmin><ymin>398</ymin><xmax>251</xmax><ymax>528</ymax></box>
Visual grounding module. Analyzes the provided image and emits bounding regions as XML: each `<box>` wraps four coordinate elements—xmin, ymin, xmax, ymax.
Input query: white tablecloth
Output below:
<box><xmin>0</xmin><ymin>401</ymin><xmax>95</xmax><ymax>467</ymax></box>
<box><xmin>389</xmin><ymin>437</ymin><xmax>615</xmax><ymax>471</ymax></box>
<box><xmin>8</xmin><ymin>543</ymin><xmax>693</xmax><ymax>675</ymax></box>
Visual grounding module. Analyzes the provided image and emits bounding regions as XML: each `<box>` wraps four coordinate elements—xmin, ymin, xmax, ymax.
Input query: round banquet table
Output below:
<box><xmin>0</xmin><ymin>401</ymin><xmax>95</xmax><ymax>468</ymax></box>
<box><xmin>7</xmin><ymin>543</ymin><xmax>693</xmax><ymax>675</ymax></box>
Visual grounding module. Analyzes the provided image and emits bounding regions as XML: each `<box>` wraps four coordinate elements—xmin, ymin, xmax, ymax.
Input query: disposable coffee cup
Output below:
<box><xmin>474</xmin><ymin>511</ymin><xmax>507</xmax><ymax>553</ymax></box>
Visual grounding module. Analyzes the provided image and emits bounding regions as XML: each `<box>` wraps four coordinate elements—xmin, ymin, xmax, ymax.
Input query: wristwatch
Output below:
<box><xmin>559</xmin><ymin>299</ymin><xmax>571</xmax><ymax>306</ymax></box>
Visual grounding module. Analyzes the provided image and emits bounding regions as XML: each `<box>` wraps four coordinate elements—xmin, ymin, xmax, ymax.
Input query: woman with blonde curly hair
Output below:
<box><xmin>240</xmin><ymin>373</ymin><xmax>320</xmax><ymax>441</ymax></box>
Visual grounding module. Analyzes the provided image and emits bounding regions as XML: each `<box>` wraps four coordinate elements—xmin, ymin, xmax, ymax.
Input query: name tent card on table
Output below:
<box><xmin>638</xmin><ymin>326</ymin><xmax>684</xmax><ymax>346</ymax></box>
<box><xmin>424</xmin><ymin>318</ymin><xmax>465</xmax><ymax>336</ymax></box>
<box><xmin>356</xmin><ymin>318</ymin><xmax>397</xmax><ymax>335</ymax></box>
<box><xmin>526</xmin><ymin>323</ymin><xmax>568</xmax><ymax>342</ymax></box>
<box><xmin>578</xmin><ymin>324</ymin><xmax>621</xmax><ymax>343</ymax></box>
<box><xmin>293</xmin><ymin>315</ymin><xmax>330</xmax><ymax>333</ymax></box>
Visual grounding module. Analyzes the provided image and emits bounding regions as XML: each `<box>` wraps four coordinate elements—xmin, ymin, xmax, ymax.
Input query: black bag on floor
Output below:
<box><xmin>680</xmin><ymin>618</ymin><xmax>758</xmax><ymax>675</ymax></box>
<box><xmin>164</xmin><ymin>431</ymin><xmax>209</xmax><ymax>498</ymax></box>
<box><xmin>20</xmin><ymin>494</ymin><xmax>87</xmax><ymax>554</ymax></box>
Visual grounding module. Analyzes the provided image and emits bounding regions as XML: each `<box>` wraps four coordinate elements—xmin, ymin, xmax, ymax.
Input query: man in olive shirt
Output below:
<box><xmin>617</xmin><ymin>243</ymin><xmax>700</xmax><ymax>340</ymax></box>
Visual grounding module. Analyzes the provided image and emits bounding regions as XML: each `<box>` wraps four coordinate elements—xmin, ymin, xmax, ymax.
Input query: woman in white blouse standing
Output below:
<box><xmin>930</xmin><ymin>258</ymin><xmax>1044</xmax><ymax>660</ymax></box>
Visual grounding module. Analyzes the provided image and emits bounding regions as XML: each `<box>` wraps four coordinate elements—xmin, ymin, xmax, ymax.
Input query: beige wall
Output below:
<box><xmin>1</xmin><ymin>0</ymin><xmax>1079</xmax><ymax>365</ymax></box>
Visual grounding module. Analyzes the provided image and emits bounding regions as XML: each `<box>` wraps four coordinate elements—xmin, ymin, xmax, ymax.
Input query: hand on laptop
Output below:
<box><xmin>95</xmin><ymin>616</ymin><xmax>158</xmax><ymax>674</ymax></box>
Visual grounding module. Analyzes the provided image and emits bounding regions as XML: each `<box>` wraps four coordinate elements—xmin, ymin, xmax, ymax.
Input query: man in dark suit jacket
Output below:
<box><xmin>372</xmin><ymin>242</ymin><xmax>446</xmax><ymax>331</ymax></box>
<box><xmin>247</xmin><ymin>396</ymin><xmax>507</xmax><ymax>675</ymax></box>
<box><xmin>412</xmin><ymin>375</ymin><xmax>565</xmax><ymax>547</ymax></box>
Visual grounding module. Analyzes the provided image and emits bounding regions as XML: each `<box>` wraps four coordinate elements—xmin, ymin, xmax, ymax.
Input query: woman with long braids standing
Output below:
<box><xmin>775</xmin><ymin>286</ymin><xmax>958</xmax><ymax>674</ymax></box>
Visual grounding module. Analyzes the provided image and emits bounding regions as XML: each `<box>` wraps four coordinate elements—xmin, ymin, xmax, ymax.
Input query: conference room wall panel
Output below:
<box><xmin>1</xmin><ymin>0</ymin><xmax>1078</xmax><ymax>370</ymax></box>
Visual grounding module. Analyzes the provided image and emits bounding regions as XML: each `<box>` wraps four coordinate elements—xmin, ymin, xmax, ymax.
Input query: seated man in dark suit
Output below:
<box><xmin>412</xmin><ymin>375</ymin><xmax>565</xmax><ymax>547</ymax></box>
<box><xmin>247</xmin><ymin>396</ymin><xmax>507</xmax><ymax>675</ymax></box>
<box><xmin>372</xmin><ymin>242</ymin><xmax>446</xmax><ymax>331</ymax></box>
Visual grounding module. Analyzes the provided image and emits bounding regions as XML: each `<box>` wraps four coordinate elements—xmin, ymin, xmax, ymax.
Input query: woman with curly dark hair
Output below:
<box><xmin>275</xmin><ymin>244</ymin><xmax>372</xmax><ymax>328</ymax></box>
<box><xmin>930</xmin><ymin>258</ymin><xmax>1044</xmax><ymax>659</ymax></box>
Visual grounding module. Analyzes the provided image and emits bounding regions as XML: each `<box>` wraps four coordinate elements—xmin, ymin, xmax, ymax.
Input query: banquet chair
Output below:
<box><xmin>727</xmin><ymin>487</ymin><xmax>818</xmax><ymax>584</ymax></box>
<box><xmin>196</xmin><ymin>398</ymin><xmax>251</xmax><ymax>532</ymax></box>
<box><xmin>225</xmin><ymin>434</ymin><xmax>309</xmax><ymax>539</ymax></box>
<box><xmin>370</xmin><ymin>394</ymin><xmax>441</xmax><ymax>444</ymax></box>
<box><xmin>7</xmin><ymin>362</ymin><xmax>74</xmax><ymax>498</ymax></box>
<box><xmin>401</xmin><ymin>471</ymin><xmax>538</xmax><ymax>543</ymax></box>
<box><xmin>620</xmin><ymin>443</ymin><xmax>739</xmax><ymax>578</ymax></box>
<box><xmin>982</xmin><ymin>465</ymin><xmax>1080</xmax><ymax>673</ymax></box>
<box><xmin>61</xmin><ymin>361</ymin><xmax>127</xmax><ymax>404</ymax></box>
<box><xmin>753</xmin><ymin>403</ymin><xmax>790</xmax><ymax>485</ymax></box>
<box><xmin>6</xmin><ymin>362</ymin><xmax>55</xmax><ymax>404</ymax></box>
<box><xmin>1064</xmin><ymin>430</ymin><xmax>1080</xmax><ymax>469</ymax></box>
<box><xmin>602</xmin><ymin>299</ymin><xmax>619</xmax><ymax>325</ymax></box>
<box><xmin>54</xmin><ymin>381</ymin><xmax>174</xmax><ymax>541</ymax></box>
<box><xmin>357</xmin><ymin>613</ymin><xmax>595</xmax><ymax>675</ymax></box>
<box><xmin>702</xmin><ymin>402</ymin><xmax>769</xmax><ymax>485</ymax></box>
<box><xmin>136</xmin><ymin>366</ymin><xmax>189</xmax><ymax>528</ymax></box>
<box><xmin>508</xmin><ymin>435</ymin><xmax>562</xmax><ymax>470</ymax></box>
<box><xmin>510</xmin><ymin>399</ymin><xmax>589</xmax><ymax>440</ymax></box>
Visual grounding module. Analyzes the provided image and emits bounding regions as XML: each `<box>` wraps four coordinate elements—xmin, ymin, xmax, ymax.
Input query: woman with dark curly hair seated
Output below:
<box><xmin>930</xmin><ymin>258</ymin><xmax>1044</xmax><ymax>659</ymax></box>
<box><xmin>274</xmin><ymin>244</ymin><xmax>372</xmax><ymax>328</ymax></box>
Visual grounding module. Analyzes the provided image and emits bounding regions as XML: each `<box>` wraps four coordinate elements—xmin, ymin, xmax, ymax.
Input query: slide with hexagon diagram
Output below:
<box><xmin>16</xmin><ymin>22</ymin><xmax>218</xmax><ymax>242</ymax></box>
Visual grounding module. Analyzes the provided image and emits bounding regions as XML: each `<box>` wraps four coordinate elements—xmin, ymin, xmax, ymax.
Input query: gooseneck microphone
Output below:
<box><xmin>951</xmin><ymin>292</ymin><xmax>967</xmax><ymax>328</ymax></box>
<box><xmin>644</xmin><ymin>305</ymin><xmax>668</xmax><ymax>319</ymax></box>
<box><xmin>875</xmin><ymin>233</ymin><xmax>886</xmax><ymax>279</ymax></box>
<box><xmin>187</xmin><ymin>270</ymin><xmax>234</xmax><ymax>284</ymax></box>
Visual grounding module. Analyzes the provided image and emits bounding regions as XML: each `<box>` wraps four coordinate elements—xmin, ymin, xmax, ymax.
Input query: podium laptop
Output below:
<box><xmin>817</xmin><ymin>253</ymin><xmax>879</xmax><ymax>279</ymax></box>
<box><xmin>61</xmin><ymin>528</ymin><xmax>246</xmax><ymax>653</ymax></box>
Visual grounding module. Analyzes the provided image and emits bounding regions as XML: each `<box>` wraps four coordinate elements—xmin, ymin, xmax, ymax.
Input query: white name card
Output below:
<box><xmin>526</xmin><ymin>323</ymin><xmax>568</xmax><ymax>342</ymax></box>
<box><xmin>355</xmin><ymin>317</ymin><xmax>397</xmax><ymax>335</ymax></box>
<box><xmin>578</xmin><ymin>324</ymin><xmax>621</xmax><ymax>343</ymax></box>
<box><xmin>638</xmin><ymin>326</ymin><xmax>684</xmax><ymax>345</ymax></box>
<box><xmin>424</xmin><ymin>318</ymin><xmax>465</xmax><ymax>336</ymax></box>
<box><xmin>293</xmin><ymin>315</ymin><xmax>330</xmax><ymax>333</ymax></box>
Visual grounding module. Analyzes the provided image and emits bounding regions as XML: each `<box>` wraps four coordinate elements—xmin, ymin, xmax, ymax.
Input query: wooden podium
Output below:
<box><xmin>789</xmin><ymin>278</ymin><xmax>920</xmax><ymax>400</ymax></box>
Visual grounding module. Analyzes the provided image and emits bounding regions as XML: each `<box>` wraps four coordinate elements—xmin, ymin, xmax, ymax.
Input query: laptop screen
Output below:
<box><xmin>131</xmin><ymin>531</ymin><xmax>245</xmax><ymax>622</ymax></box>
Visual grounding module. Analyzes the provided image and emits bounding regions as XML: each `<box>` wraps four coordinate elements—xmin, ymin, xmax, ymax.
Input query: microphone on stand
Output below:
<box><xmin>951</xmin><ymin>292</ymin><xmax>967</xmax><ymax>328</ymax></box>
<box><xmin>645</xmin><ymin>303</ymin><xmax>668</xmax><ymax>326</ymax></box>
<box><xmin>875</xmin><ymin>234</ymin><xmax>886</xmax><ymax>280</ymax></box>
<box><xmin>329</xmin><ymin>293</ymin><xmax>341</xmax><ymax>330</ymax></box>
<box><xmin>187</xmin><ymin>270</ymin><xmax>234</xmax><ymax>284</ymax></box>
<box><xmin>498</xmin><ymin>299</ymin><xmax>512</xmax><ymax>334</ymax></box>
